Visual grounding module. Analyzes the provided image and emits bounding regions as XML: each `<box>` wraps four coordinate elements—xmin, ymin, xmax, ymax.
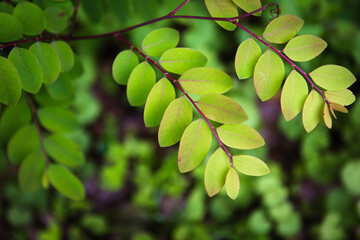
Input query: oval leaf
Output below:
<box><xmin>263</xmin><ymin>15</ymin><xmax>304</xmax><ymax>44</ymax></box>
<box><xmin>309</xmin><ymin>64</ymin><xmax>356</xmax><ymax>91</ymax></box>
<box><xmin>233</xmin><ymin>155</ymin><xmax>270</xmax><ymax>176</ymax></box>
<box><xmin>0</xmin><ymin>12</ymin><xmax>23</xmax><ymax>42</ymax></box>
<box><xmin>178</xmin><ymin>119</ymin><xmax>212</xmax><ymax>173</ymax></box>
<box><xmin>204</xmin><ymin>0</ymin><xmax>238</xmax><ymax>31</ymax></box>
<box><xmin>281</xmin><ymin>70</ymin><xmax>309</xmax><ymax>121</ymax></box>
<box><xmin>13</xmin><ymin>2</ymin><xmax>45</xmax><ymax>36</ymax></box>
<box><xmin>112</xmin><ymin>50</ymin><xmax>139</xmax><ymax>85</ymax></box>
<box><xmin>51</xmin><ymin>41</ymin><xmax>74</xmax><ymax>72</ymax></box>
<box><xmin>324</xmin><ymin>89</ymin><xmax>356</xmax><ymax>106</ymax></box>
<box><xmin>323</xmin><ymin>103</ymin><xmax>332</xmax><ymax>129</ymax></box>
<box><xmin>217</xmin><ymin>123</ymin><xmax>265</xmax><ymax>149</ymax></box>
<box><xmin>302</xmin><ymin>90</ymin><xmax>324</xmax><ymax>132</ymax></box>
<box><xmin>158</xmin><ymin>96</ymin><xmax>193</xmax><ymax>147</ymax></box>
<box><xmin>232</xmin><ymin>0</ymin><xmax>262</xmax><ymax>16</ymax></box>
<box><xmin>159</xmin><ymin>48</ymin><xmax>207</xmax><ymax>75</ymax></box>
<box><xmin>253</xmin><ymin>50</ymin><xmax>285</xmax><ymax>101</ymax></box>
<box><xmin>179</xmin><ymin>67</ymin><xmax>233</xmax><ymax>95</ymax></box>
<box><xmin>44</xmin><ymin>7</ymin><xmax>68</xmax><ymax>34</ymax></box>
<box><xmin>144</xmin><ymin>77</ymin><xmax>175</xmax><ymax>127</ymax></box>
<box><xmin>38</xmin><ymin>107</ymin><xmax>79</xmax><ymax>133</ymax></box>
<box><xmin>46</xmin><ymin>74</ymin><xmax>74</xmax><ymax>100</ymax></box>
<box><xmin>197</xmin><ymin>93</ymin><xmax>248</xmax><ymax>124</ymax></box>
<box><xmin>235</xmin><ymin>38</ymin><xmax>262</xmax><ymax>79</ymax></box>
<box><xmin>19</xmin><ymin>149</ymin><xmax>45</xmax><ymax>192</ymax></box>
<box><xmin>204</xmin><ymin>148</ymin><xmax>230</xmax><ymax>197</ymax></box>
<box><xmin>48</xmin><ymin>164</ymin><xmax>85</xmax><ymax>201</ymax></box>
<box><xmin>142</xmin><ymin>27</ymin><xmax>180</xmax><ymax>57</ymax></box>
<box><xmin>0</xmin><ymin>56</ymin><xmax>22</xmax><ymax>105</ymax></box>
<box><xmin>127</xmin><ymin>61</ymin><xmax>156</xmax><ymax>106</ymax></box>
<box><xmin>225</xmin><ymin>166</ymin><xmax>240</xmax><ymax>199</ymax></box>
<box><xmin>283</xmin><ymin>35</ymin><xmax>327</xmax><ymax>62</ymax></box>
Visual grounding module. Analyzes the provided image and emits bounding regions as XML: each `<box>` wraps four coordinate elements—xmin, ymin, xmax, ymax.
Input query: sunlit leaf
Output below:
<box><xmin>178</xmin><ymin>119</ymin><xmax>212</xmax><ymax>173</ymax></box>
<box><xmin>330</xmin><ymin>103</ymin><xmax>348</xmax><ymax>113</ymax></box>
<box><xmin>204</xmin><ymin>148</ymin><xmax>230</xmax><ymax>197</ymax></box>
<box><xmin>159</xmin><ymin>48</ymin><xmax>207</xmax><ymax>75</ymax></box>
<box><xmin>144</xmin><ymin>77</ymin><xmax>175</xmax><ymax>127</ymax></box>
<box><xmin>127</xmin><ymin>61</ymin><xmax>156</xmax><ymax>106</ymax></box>
<box><xmin>233</xmin><ymin>155</ymin><xmax>270</xmax><ymax>176</ymax></box>
<box><xmin>44</xmin><ymin>7</ymin><xmax>68</xmax><ymax>34</ymax></box>
<box><xmin>281</xmin><ymin>70</ymin><xmax>308</xmax><ymax>121</ymax></box>
<box><xmin>158</xmin><ymin>96</ymin><xmax>193</xmax><ymax>147</ymax></box>
<box><xmin>323</xmin><ymin>103</ymin><xmax>332</xmax><ymax>129</ymax></box>
<box><xmin>0</xmin><ymin>56</ymin><xmax>22</xmax><ymax>105</ymax></box>
<box><xmin>51</xmin><ymin>41</ymin><xmax>74</xmax><ymax>72</ymax></box>
<box><xmin>324</xmin><ymin>89</ymin><xmax>356</xmax><ymax>106</ymax></box>
<box><xmin>253</xmin><ymin>50</ymin><xmax>284</xmax><ymax>101</ymax></box>
<box><xmin>142</xmin><ymin>28</ymin><xmax>180</xmax><ymax>57</ymax></box>
<box><xmin>225</xmin><ymin>166</ymin><xmax>240</xmax><ymax>199</ymax></box>
<box><xmin>232</xmin><ymin>0</ymin><xmax>262</xmax><ymax>16</ymax></box>
<box><xmin>283</xmin><ymin>35</ymin><xmax>327</xmax><ymax>62</ymax></box>
<box><xmin>179</xmin><ymin>67</ymin><xmax>233</xmax><ymax>95</ymax></box>
<box><xmin>204</xmin><ymin>0</ymin><xmax>238</xmax><ymax>31</ymax></box>
<box><xmin>46</xmin><ymin>74</ymin><xmax>74</xmax><ymax>100</ymax></box>
<box><xmin>0</xmin><ymin>12</ymin><xmax>23</xmax><ymax>42</ymax></box>
<box><xmin>302</xmin><ymin>90</ymin><xmax>323</xmax><ymax>132</ymax></box>
<box><xmin>217</xmin><ymin>124</ymin><xmax>265</xmax><ymax>149</ymax></box>
<box><xmin>309</xmin><ymin>65</ymin><xmax>356</xmax><ymax>91</ymax></box>
<box><xmin>38</xmin><ymin>107</ymin><xmax>79</xmax><ymax>133</ymax></box>
<box><xmin>197</xmin><ymin>93</ymin><xmax>247</xmax><ymax>124</ymax></box>
<box><xmin>19</xmin><ymin>149</ymin><xmax>45</xmax><ymax>192</ymax></box>
<box><xmin>263</xmin><ymin>15</ymin><xmax>304</xmax><ymax>44</ymax></box>
<box><xmin>112</xmin><ymin>50</ymin><xmax>139</xmax><ymax>85</ymax></box>
<box><xmin>235</xmin><ymin>38</ymin><xmax>262</xmax><ymax>79</ymax></box>
<box><xmin>13</xmin><ymin>2</ymin><xmax>45</xmax><ymax>36</ymax></box>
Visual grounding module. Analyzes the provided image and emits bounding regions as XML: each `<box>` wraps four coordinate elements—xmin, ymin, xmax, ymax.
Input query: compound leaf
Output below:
<box><xmin>38</xmin><ymin>107</ymin><xmax>79</xmax><ymax>133</ymax></box>
<box><xmin>204</xmin><ymin>0</ymin><xmax>238</xmax><ymax>31</ymax></box>
<box><xmin>233</xmin><ymin>155</ymin><xmax>270</xmax><ymax>176</ymax></box>
<box><xmin>142</xmin><ymin>27</ymin><xmax>180</xmax><ymax>57</ymax></box>
<box><xmin>235</xmin><ymin>38</ymin><xmax>262</xmax><ymax>79</ymax></box>
<box><xmin>51</xmin><ymin>41</ymin><xmax>74</xmax><ymax>72</ymax></box>
<box><xmin>323</xmin><ymin>103</ymin><xmax>332</xmax><ymax>129</ymax></box>
<box><xmin>19</xmin><ymin>149</ymin><xmax>45</xmax><ymax>192</ymax></box>
<box><xmin>178</xmin><ymin>119</ymin><xmax>212</xmax><ymax>173</ymax></box>
<box><xmin>0</xmin><ymin>56</ymin><xmax>22</xmax><ymax>105</ymax></box>
<box><xmin>324</xmin><ymin>89</ymin><xmax>356</xmax><ymax>106</ymax></box>
<box><xmin>302</xmin><ymin>90</ymin><xmax>323</xmax><ymax>132</ymax></box>
<box><xmin>0</xmin><ymin>12</ymin><xmax>23</xmax><ymax>42</ymax></box>
<box><xmin>112</xmin><ymin>50</ymin><xmax>139</xmax><ymax>85</ymax></box>
<box><xmin>283</xmin><ymin>35</ymin><xmax>327</xmax><ymax>62</ymax></box>
<box><xmin>232</xmin><ymin>0</ymin><xmax>262</xmax><ymax>16</ymax></box>
<box><xmin>13</xmin><ymin>2</ymin><xmax>45</xmax><ymax>36</ymax></box>
<box><xmin>44</xmin><ymin>7</ymin><xmax>67</xmax><ymax>34</ymax></box>
<box><xmin>263</xmin><ymin>15</ymin><xmax>304</xmax><ymax>44</ymax></box>
<box><xmin>225</xmin><ymin>166</ymin><xmax>240</xmax><ymax>199</ymax></box>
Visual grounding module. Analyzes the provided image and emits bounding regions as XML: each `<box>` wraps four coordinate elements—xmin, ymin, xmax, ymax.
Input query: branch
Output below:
<box><xmin>169</xmin><ymin>0</ymin><xmax>190</xmax><ymax>16</ymax></box>
<box><xmin>68</xmin><ymin>0</ymin><xmax>81</xmax><ymax>37</ymax></box>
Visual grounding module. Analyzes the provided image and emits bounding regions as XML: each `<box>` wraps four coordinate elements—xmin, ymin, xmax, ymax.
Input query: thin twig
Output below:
<box><xmin>68</xmin><ymin>0</ymin><xmax>81</xmax><ymax>37</ymax></box>
<box><xmin>169</xmin><ymin>0</ymin><xmax>190</xmax><ymax>16</ymax></box>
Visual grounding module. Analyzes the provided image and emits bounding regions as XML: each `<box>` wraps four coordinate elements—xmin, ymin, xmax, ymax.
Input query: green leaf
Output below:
<box><xmin>38</xmin><ymin>107</ymin><xmax>79</xmax><ymax>133</ymax></box>
<box><xmin>13</xmin><ymin>2</ymin><xmax>45</xmax><ymax>36</ymax></box>
<box><xmin>324</xmin><ymin>89</ymin><xmax>356</xmax><ymax>106</ymax></box>
<box><xmin>0</xmin><ymin>12</ymin><xmax>23</xmax><ymax>42</ymax></box>
<box><xmin>142</xmin><ymin>28</ymin><xmax>180</xmax><ymax>57</ymax></box>
<box><xmin>43</xmin><ymin>0</ymin><xmax>74</xmax><ymax>18</ymax></box>
<box><xmin>44</xmin><ymin>134</ymin><xmax>85</xmax><ymax>167</ymax></box>
<box><xmin>263</xmin><ymin>15</ymin><xmax>304</xmax><ymax>44</ymax></box>
<box><xmin>309</xmin><ymin>65</ymin><xmax>356</xmax><ymax>91</ymax></box>
<box><xmin>45</xmin><ymin>74</ymin><xmax>74</xmax><ymax>100</ymax></box>
<box><xmin>48</xmin><ymin>164</ymin><xmax>85</xmax><ymax>201</ymax></box>
<box><xmin>144</xmin><ymin>77</ymin><xmax>175</xmax><ymax>127</ymax></box>
<box><xmin>159</xmin><ymin>48</ymin><xmax>207</xmax><ymax>75</ymax></box>
<box><xmin>19</xmin><ymin>149</ymin><xmax>45</xmax><ymax>192</ymax></box>
<box><xmin>204</xmin><ymin>148</ymin><xmax>230</xmax><ymax>197</ymax></box>
<box><xmin>283</xmin><ymin>35</ymin><xmax>327</xmax><ymax>62</ymax></box>
<box><xmin>232</xmin><ymin>0</ymin><xmax>262</xmax><ymax>16</ymax></box>
<box><xmin>323</xmin><ymin>103</ymin><xmax>332</xmax><ymax>129</ymax></box>
<box><xmin>0</xmin><ymin>2</ymin><xmax>14</xmax><ymax>14</ymax></box>
<box><xmin>158</xmin><ymin>96</ymin><xmax>193</xmax><ymax>147</ymax></box>
<box><xmin>302</xmin><ymin>90</ymin><xmax>324</xmax><ymax>132</ymax></box>
<box><xmin>235</xmin><ymin>38</ymin><xmax>262</xmax><ymax>79</ymax></box>
<box><xmin>0</xmin><ymin>56</ymin><xmax>22</xmax><ymax>105</ymax></box>
<box><xmin>253</xmin><ymin>50</ymin><xmax>285</xmax><ymax>101</ymax></box>
<box><xmin>178</xmin><ymin>119</ymin><xmax>212</xmax><ymax>173</ymax></box>
<box><xmin>51</xmin><ymin>41</ymin><xmax>74</xmax><ymax>72</ymax></box>
<box><xmin>44</xmin><ymin>7</ymin><xmax>68</xmax><ymax>34</ymax></box>
<box><xmin>29</xmin><ymin>42</ymin><xmax>61</xmax><ymax>85</ymax></box>
<box><xmin>197</xmin><ymin>93</ymin><xmax>248</xmax><ymax>124</ymax></box>
<box><xmin>217</xmin><ymin>123</ymin><xmax>265</xmax><ymax>149</ymax></box>
<box><xmin>179</xmin><ymin>67</ymin><xmax>233</xmax><ymax>95</ymax></box>
<box><xmin>225</xmin><ymin>166</ymin><xmax>240</xmax><ymax>199</ymax></box>
<box><xmin>233</xmin><ymin>155</ymin><xmax>270</xmax><ymax>176</ymax></box>
<box><xmin>8</xmin><ymin>47</ymin><xmax>43</xmax><ymax>94</ymax></box>
<box><xmin>127</xmin><ymin>61</ymin><xmax>156</xmax><ymax>106</ymax></box>
<box><xmin>112</xmin><ymin>50</ymin><xmax>139</xmax><ymax>85</ymax></box>
<box><xmin>281</xmin><ymin>70</ymin><xmax>309</xmax><ymax>121</ymax></box>
<box><xmin>204</xmin><ymin>0</ymin><xmax>238</xmax><ymax>31</ymax></box>
<box><xmin>7</xmin><ymin>124</ymin><xmax>40</xmax><ymax>164</ymax></box>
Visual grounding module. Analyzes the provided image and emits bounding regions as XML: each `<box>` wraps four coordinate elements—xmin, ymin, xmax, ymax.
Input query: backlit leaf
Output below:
<box><xmin>144</xmin><ymin>77</ymin><xmax>175</xmax><ymax>127</ymax></box>
<box><xmin>158</xmin><ymin>96</ymin><xmax>193</xmax><ymax>147</ymax></box>
<box><xmin>38</xmin><ymin>107</ymin><xmax>79</xmax><ymax>133</ymax></box>
<box><xmin>281</xmin><ymin>70</ymin><xmax>308</xmax><ymax>121</ymax></box>
<box><xmin>253</xmin><ymin>50</ymin><xmax>285</xmax><ymax>101</ymax></box>
<box><xmin>51</xmin><ymin>41</ymin><xmax>74</xmax><ymax>72</ymax></box>
<box><xmin>232</xmin><ymin>0</ymin><xmax>262</xmax><ymax>16</ymax></box>
<box><xmin>112</xmin><ymin>50</ymin><xmax>139</xmax><ymax>85</ymax></box>
<box><xmin>179</xmin><ymin>67</ymin><xmax>233</xmax><ymax>95</ymax></box>
<box><xmin>46</xmin><ymin>74</ymin><xmax>74</xmax><ymax>100</ymax></box>
<box><xmin>302</xmin><ymin>90</ymin><xmax>323</xmax><ymax>132</ymax></box>
<box><xmin>13</xmin><ymin>2</ymin><xmax>45</xmax><ymax>36</ymax></box>
<box><xmin>323</xmin><ymin>103</ymin><xmax>332</xmax><ymax>129</ymax></box>
<box><xmin>159</xmin><ymin>48</ymin><xmax>207</xmax><ymax>75</ymax></box>
<box><xmin>19</xmin><ymin>149</ymin><xmax>45</xmax><ymax>192</ymax></box>
<box><xmin>29</xmin><ymin>42</ymin><xmax>61</xmax><ymax>85</ymax></box>
<box><xmin>217</xmin><ymin>124</ymin><xmax>265</xmax><ymax>149</ymax></box>
<box><xmin>204</xmin><ymin>0</ymin><xmax>238</xmax><ymax>31</ymax></box>
<box><xmin>0</xmin><ymin>56</ymin><xmax>22</xmax><ymax>105</ymax></box>
<box><xmin>0</xmin><ymin>12</ymin><xmax>23</xmax><ymax>42</ymax></box>
<box><xmin>309</xmin><ymin>65</ymin><xmax>356</xmax><ymax>91</ymax></box>
<box><xmin>324</xmin><ymin>89</ymin><xmax>355</xmax><ymax>106</ymax></box>
<box><xmin>142</xmin><ymin>28</ymin><xmax>180</xmax><ymax>57</ymax></box>
<box><xmin>283</xmin><ymin>35</ymin><xmax>327</xmax><ymax>62</ymax></box>
<box><xmin>8</xmin><ymin>47</ymin><xmax>43</xmax><ymax>94</ymax></box>
<box><xmin>263</xmin><ymin>15</ymin><xmax>304</xmax><ymax>44</ymax></box>
<box><xmin>233</xmin><ymin>155</ymin><xmax>270</xmax><ymax>176</ymax></box>
<box><xmin>225</xmin><ymin>166</ymin><xmax>240</xmax><ymax>199</ymax></box>
<box><xmin>204</xmin><ymin>148</ymin><xmax>230</xmax><ymax>197</ymax></box>
<box><xmin>127</xmin><ymin>61</ymin><xmax>156</xmax><ymax>106</ymax></box>
<box><xmin>48</xmin><ymin>164</ymin><xmax>85</xmax><ymax>201</ymax></box>
<box><xmin>44</xmin><ymin>7</ymin><xmax>68</xmax><ymax>34</ymax></box>
<box><xmin>235</xmin><ymin>38</ymin><xmax>262</xmax><ymax>79</ymax></box>
<box><xmin>178</xmin><ymin>119</ymin><xmax>212</xmax><ymax>173</ymax></box>
<box><xmin>197</xmin><ymin>93</ymin><xmax>247</xmax><ymax>124</ymax></box>
<box><xmin>330</xmin><ymin>103</ymin><xmax>348</xmax><ymax>113</ymax></box>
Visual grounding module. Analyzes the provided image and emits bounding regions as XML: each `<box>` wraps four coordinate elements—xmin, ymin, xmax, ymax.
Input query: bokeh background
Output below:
<box><xmin>0</xmin><ymin>0</ymin><xmax>360</xmax><ymax>239</ymax></box>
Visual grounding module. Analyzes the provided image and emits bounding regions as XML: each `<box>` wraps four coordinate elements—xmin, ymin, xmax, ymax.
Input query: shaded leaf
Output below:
<box><xmin>233</xmin><ymin>155</ymin><xmax>270</xmax><ymax>176</ymax></box>
<box><xmin>225</xmin><ymin>166</ymin><xmax>240</xmax><ymax>199</ymax></box>
<box><xmin>43</xmin><ymin>0</ymin><xmax>74</xmax><ymax>18</ymax></box>
<box><xmin>51</xmin><ymin>41</ymin><xmax>74</xmax><ymax>72</ymax></box>
<box><xmin>142</xmin><ymin>28</ymin><xmax>180</xmax><ymax>57</ymax></box>
<box><xmin>19</xmin><ymin>149</ymin><xmax>45</xmax><ymax>192</ymax></box>
<box><xmin>263</xmin><ymin>15</ymin><xmax>304</xmax><ymax>44</ymax></box>
<box><xmin>283</xmin><ymin>35</ymin><xmax>327</xmax><ymax>62</ymax></box>
<box><xmin>112</xmin><ymin>50</ymin><xmax>139</xmax><ymax>85</ymax></box>
<box><xmin>232</xmin><ymin>0</ymin><xmax>262</xmax><ymax>16</ymax></box>
<box><xmin>204</xmin><ymin>0</ymin><xmax>238</xmax><ymax>31</ymax></box>
<box><xmin>235</xmin><ymin>38</ymin><xmax>262</xmax><ymax>79</ymax></box>
<box><xmin>0</xmin><ymin>56</ymin><xmax>22</xmax><ymax>105</ymax></box>
<box><xmin>178</xmin><ymin>119</ymin><xmax>212</xmax><ymax>173</ymax></box>
<box><xmin>44</xmin><ymin>7</ymin><xmax>68</xmax><ymax>34</ymax></box>
<box><xmin>323</xmin><ymin>103</ymin><xmax>332</xmax><ymax>129</ymax></box>
<box><xmin>38</xmin><ymin>107</ymin><xmax>79</xmax><ymax>133</ymax></box>
<box><xmin>0</xmin><ymin>2</ymin><xmax>14</xmax><ymax>14</ymax></box>
<box><xmin>0</xmin><ymin>12</ymin><xmax>23</xmax><ymax>42</ymax></box>
<box><xmin>46</xmin><ymin>74</ymin><xmax>74</xmax><ymax>100</ymax></box>
<box><xmin>302</xmin><ymin>90</ymin><xmax>323</xmax><ymax>132</ymax></box>
<box><xmin>13</xmin><ymin>2</ymin><xmax>45</xmax><ymax>36</ymax></box>
<box><xmin>325</xmin><ymin>89</ymin><xmax>355</xmax><ymax>106</ymax></box>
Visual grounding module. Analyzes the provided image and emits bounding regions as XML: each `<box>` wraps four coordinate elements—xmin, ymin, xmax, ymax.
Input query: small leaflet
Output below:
<box><xmin>323</xmin><ymin>103</ymin><xmax>332</xmax><ymax>129</ymax></box>
<box><xmin>225</xmin><ymin>166</ymin><xmax>240</xmax><ymax>200</ymax></box>
<box><xmin>112</xmin><ymin>50</ymin><xmax>139</xmax><ymax>85</ymax></box>
<box><xmin>324</xmin><ymin>89</ymin><xmax>356</xmax><ymax>106</ymax></box>
<box><xmin>263</xmin><ymin>15</ymin><xmax>304</xmax><ymax>44</ymax></box>
<box><xmin>232</xmin><ymin>0</ymin><xmax>262</xmax><ymax>16</ymax></box>
<box><xmin>235</xmin><ymin>38</ymin><xmax>262</xmax><ymax>79</ymax></box>
<box><xmin>142</xmin><ymin>28</ymin><xmax>180</xmax><ymax>57</ymax></box>
<box><xmin>0</xmin><ymin>56</ymin><xmax>22</xmax><ymax>105</ymax></box>
<box><xmin>302</xmin><ymin>90</ymin><xmax>324</xmax><ymax>132</ymax></box>
<box><xmin>283</xmin><ymin>35</ymin><xmax>327</xmax><ymax>62</ymax></box>
<box><xmin>232</xmin><ymin>155</ymin><xmax>270</xmax><ymax>176</ymax></box>
<box><xmin>204</xmin><ymin>0</ymin><xmax>238</xmax><ymax>31</ymax></box>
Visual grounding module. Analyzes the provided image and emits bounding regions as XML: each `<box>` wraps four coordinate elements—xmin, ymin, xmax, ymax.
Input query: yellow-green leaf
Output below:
<box><xmin>19</xmin><ymin>149</ymin><xmax>45</xmax><ymax>192</ymax></box>
<box><xmin>225</xmin><ymin>166</ymin><xmax>240</xmax><ymax>199</ymax></box>
<box><xmin>142</xmin><ymin>28</ymin><xmax>180</xmax><ymax>57</ymax></box>
<box><xmin>51</xmin><ymin>41</ymin><xmax>74</xmax><ymax>73</ymax></box>
<box><xmin>324</xmin><ymin>89</ymin><xmax>356</xmax><ymax>106</ymax></box>
<box><xmin>13</xmin><ymin>2</ymin><xmax>45</xmax><ymax>36</ymax></box>
<box><xmin>233</xmin><ymin>155</ymin><xmax>270</xmax><ymax>176</ymax></box>
<box><xmin>0</xmin><ymin>12</ymin><xmax>23</xmax><ymax>42</ymax></box>
<box><xmin>323</xmin><ymin>103</ymin><xmax>332</xmax><ymax>129</ymax></box>
<box><xmin>232</xmin><ymin>0</ymin><xmax>262</xmax><ymax>16</ymax></box>
<box><xmin>302</xmin><ymin>90</ymin><xmax>324</xmax><ymax>132</ymax></box>
<box><xmin>112</xmin><ymin>50</ymin><xmax>139</xmax><ymax>85</ymax></box>
<box><xmin>204</xmin><ymin>0</ymin><xmax>238</xmax><ymax>31</ymax></box>
<box><xmin>235</xmin><ymin>38</ymin><xmax>262</xmax><ymax>79</ymax></box>
<box><xmin>217</xmin><ymin>124</ymin><xmax>264</xmax><ymax>149</ymax></box>
<box><xmin>283</xmin><ymin>35</ymin><xmax>327</xmax><ymax>62</ymax></box>
<box><xmin>38</xmin><ymin>107</ymin><xmax>79</xmax><ymax>133</ymax></box>
<box><xmin>263</xmin><ymin>15</ymin><xmax>304</xmax><ymax>44</ymax></box>
<box><xmin>0</xmin><ymin>56</ymin><xmax>22</xmax><ymax>105</ymax></box>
